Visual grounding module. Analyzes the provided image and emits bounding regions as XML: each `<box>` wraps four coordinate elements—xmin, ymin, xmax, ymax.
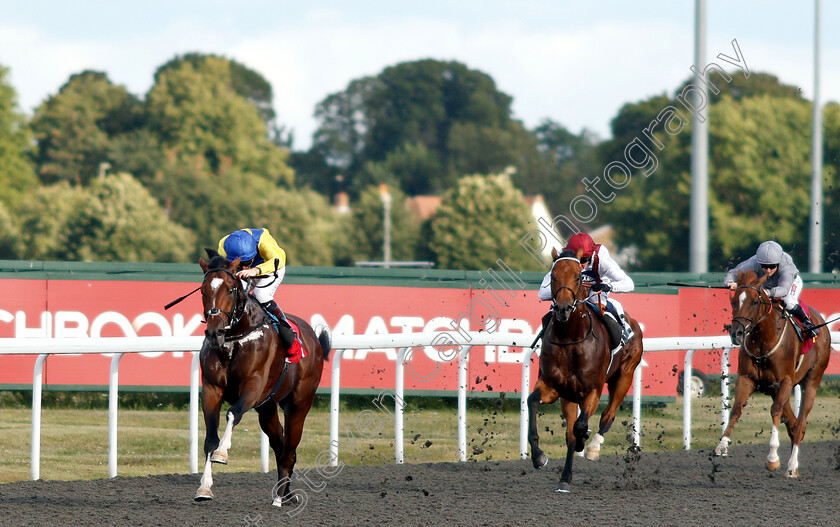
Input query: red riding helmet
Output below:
<box><xmin>563</xmin><ymin>233</ymin><xmax>596</xmax><ymax>259</ymax></box>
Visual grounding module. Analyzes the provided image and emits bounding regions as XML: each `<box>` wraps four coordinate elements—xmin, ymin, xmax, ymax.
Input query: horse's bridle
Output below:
<box><xmin>547</xmin><ymin>257</ymin><xmax>594</xmax><ymax>347</ymax></box>
<box><xmin>203</xmin><ymin>267</ymin><xmax>247</xmax><ymax>332</ymax></box>
<box><xmin>550</xmin><ymin>257</ymin><xmax>586</xmax><ymax>309</ymax></box>
<box><xmin>731</xmin><ymin>284</ymin><xmax>785</xmax><ymax>358</ymax></box>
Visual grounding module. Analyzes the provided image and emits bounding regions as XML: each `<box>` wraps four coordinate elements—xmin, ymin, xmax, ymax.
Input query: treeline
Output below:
<box><xmin>0</xmin><ymin>54</ymin><xmax>837</xmax><ymax>271</ymax></box>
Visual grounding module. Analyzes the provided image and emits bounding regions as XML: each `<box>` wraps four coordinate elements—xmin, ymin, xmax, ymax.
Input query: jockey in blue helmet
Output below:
<box><xmin>218</xmin><ymin>228</ymin><xmax>302</xmax><ymax>359</ymax></box>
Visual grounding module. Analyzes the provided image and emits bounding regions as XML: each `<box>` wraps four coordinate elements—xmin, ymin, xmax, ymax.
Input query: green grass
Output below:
<box><xmin>2</xmin><ymin>391</ymin><xmax>840</xmax><ymax>483</ymax></box>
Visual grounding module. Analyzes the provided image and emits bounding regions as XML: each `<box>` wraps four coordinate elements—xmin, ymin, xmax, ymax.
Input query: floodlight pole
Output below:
<box><xmin>380</xmin><ymin>184</ymin><xmax>392</xmax><ymax>269</ymax></box>
<box><xmin>809</xmin><ymin>0</ymin><xmax>823</xmax><ymax>273</ymax></box>
<box><xmin>689</xmin><ymin>0</ymin><xmax>709</xmax><ymax>273</ymax></box>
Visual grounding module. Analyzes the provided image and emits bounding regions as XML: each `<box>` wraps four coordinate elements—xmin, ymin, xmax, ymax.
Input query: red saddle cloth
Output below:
<box><xmin>793</xmin><ymin>303</ymin><xmax>816</xmax><ymax>355</ymax></box>
<box><xmin>285</xmin><ymin>320</ymin><xmax>305</xmax><ymax>364</ymax></box>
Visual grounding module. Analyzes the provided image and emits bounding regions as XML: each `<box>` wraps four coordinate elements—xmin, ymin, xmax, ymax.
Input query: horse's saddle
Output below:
<box><xmin>585</xmin><ymin>301</ymin><xmax>623</xmax><ymax>353</ymax></box>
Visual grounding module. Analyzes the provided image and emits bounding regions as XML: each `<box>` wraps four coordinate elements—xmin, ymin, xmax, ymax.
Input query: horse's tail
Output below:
<box><xmin>318</xmin><ymin>329</ymin><xmax>332</xmax><ymax>360</ymax></box>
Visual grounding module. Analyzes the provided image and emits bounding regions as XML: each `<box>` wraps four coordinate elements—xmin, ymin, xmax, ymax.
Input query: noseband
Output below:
<box><xmin>203</xmin><ymin>267</ymin><xmax>247</xmax><ymax>331</ymax></box>
<box><xmin>731</xmin><ymin>285</ymin><xmax>772</xmax><ymax>336</ymax></box>
<box><xmin>551</xmin><ymin>257</ymin><xmax>586</xmax><ymax>309</ymax></box>
<box><xmin>731</xmin><ymin>284</ymin><xmax>785</xmax><ymax>358</ymax></box>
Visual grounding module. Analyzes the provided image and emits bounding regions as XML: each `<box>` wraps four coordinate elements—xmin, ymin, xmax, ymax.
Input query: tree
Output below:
<box><xmin>604</xmin><ymin>94</ymin><xmax>813</xmax><ymax>271</ymax></box>
<box><xmin>17</xmin><ymin>174</ymin><xmax>195</xmax><ymax>262</ymax></box>
<box><xmin>821</xmin><ymin>102</ymin><xmax>840</xmax><ymax>271</ymax></box>
<box><xmin>310</xmin><ymin>59</ymin><xmax>530</xmax><ymax>196</ymax></box>
<box><xmin>0</xmin><ymin>202</ymin><xmax>22</xmax><ymax>258</ymax></box>
<box><xmin>16</xmin><ymin>183</ymin><xmax>90</xmax><ymax>260</ymax></box>
<box><xmin>347</xmin><ymin>185</ymin><xmax>420</xmax><ymax>263</ymax></box>
<box><xmin>154</xmin><ymin>53</ymin><xmax>279</xmax><ymax>137</ymax></box>
<box><xmin>429</xmin><ymin>173</ymin><xmax>538</xmax><ymax>270</ymax></box>
<box><xmin>0</xmin><ymin>64</ymin><xmax>38</xmax><ymax>210</ymax></box>
<box><xmin>30</xmin><ymin>70</ymin><xmax>145</xmax><ymax>185</ymax></box>
<box><xmin>146</xmin><ymin>55</ymin><xmax>293</xmax><ymax>185</ymax></box>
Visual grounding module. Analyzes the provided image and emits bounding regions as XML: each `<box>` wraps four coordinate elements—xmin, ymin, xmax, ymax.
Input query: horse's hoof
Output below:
<box><xmin>584</xmin><ymin>448</ymin><xmax>600</xmax><ymax>461</ymax></box>
<box><xmin>210</xmin><ymin>451</ymin><xmax>229</xmax><ymax>465</ymax></box>
<box><xmin>554</xmin><ymin>482</ymin><xmax>571</xmax><ymax>493</ymax></box>
<box><xmin>194</xmin><ymin>487</ymin><xmax>215</xmax><ymax>501</ymax></box>
<box><xmin>713</xmin><ymin>446</ymin><xmax>728</xmax><ymax>457</ymax></box>
<box><xmin>532</xmin><ymin>453</ymin><xmax>548</xmax><ymax>469</ymax></box>
<box><xmin>574</xmin><ymin>450</ymin><xmax>585</xmax><ymax>458</ymax></box>
<box><xmin>765</xmin><ymin>459</ymin><xmax>781</xmax><ymax>472</ymax></box>
<box><xmin>272</xmin><ymin>493</ymin><xmax>301</xmax><ymax>508</ymax></box>
<box><xmin>785</xmin><ymin>469</ymin><xmax>800</xmax><ymax>478</ymax></box>
<box><xmin>272</xmin><ymin>496</ymin><xmax>283</xmax><ymax>508</ymax></box>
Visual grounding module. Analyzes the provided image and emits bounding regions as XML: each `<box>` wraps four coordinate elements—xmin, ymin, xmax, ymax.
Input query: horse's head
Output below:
<box><xmin>728</xmin><ymin>270</ymin><xmax>770</xmax><ymax>345</ymax></box>
<box><xmin>549</xmin><ymin>247</ymin><xmax>586</xmax><ymax>323</ymax></box>
<box><xmin>199</xmin><ymin>252</ymin><xmax>246</xmax><ymax>349</ymax></box>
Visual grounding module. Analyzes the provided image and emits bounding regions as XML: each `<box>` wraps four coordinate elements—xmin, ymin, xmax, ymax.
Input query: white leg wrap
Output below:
<box><xmin>199</xmin><ymin>453</ymin><xmax>214</xmax><ymax>490</ymax></box>
<box><xmin>767</xmin><ymin>425</ymin><xmax>780</xmax><ymax>463</ymax></box>
<box><xmin>714</xmin><ymin>436</ymin><xmax>731</xmax><ymax>456</ymax></box>
<box><xmin>787</xmin><ymin>444</ymin><xmax>800</xmax><ymax>475</ymax></box>
<box><xmin>217</xmin><ymin>411</ymin><xmax>235</xmax><ymax>454</ymax></box>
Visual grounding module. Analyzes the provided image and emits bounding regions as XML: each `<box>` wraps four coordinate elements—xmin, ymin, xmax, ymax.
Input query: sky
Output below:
<box><xmin>1</xmin><ymin>1</ymin><xmax>838</xmax><ymax>151</ymax></box>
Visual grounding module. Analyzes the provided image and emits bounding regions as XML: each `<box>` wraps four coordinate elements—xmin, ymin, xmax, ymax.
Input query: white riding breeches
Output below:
<box><xmin>781</xmin><ymin>275</ymin><xmax>803</xmax><ymax>310</ymax></box>
<box><xmin>251</xmin><ymin>267</ymin><xmax>286</xmax><ymax>304</ymax></box>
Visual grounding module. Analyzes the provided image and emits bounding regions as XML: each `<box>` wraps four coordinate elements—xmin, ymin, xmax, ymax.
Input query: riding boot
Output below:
<box><xmin>261</xmin><ymin>300</ymin><xmax>297</xmax><ymax>350</ymax></box>
<box><xmin>620</xmin><ymin>314</ymin><xmax>635</xmax><ymax>346</ymax></box>
<box><xmin>788</xmin><ymin>304</ymin><xmax>817</xmax><ymax>339</ymax></box>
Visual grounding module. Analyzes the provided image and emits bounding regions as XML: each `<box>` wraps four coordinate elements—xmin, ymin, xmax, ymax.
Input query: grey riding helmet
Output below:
<box><xmin>756</xmin><ymin>241</ymin><xmax>783</xmax><ymax>265</ymax></box>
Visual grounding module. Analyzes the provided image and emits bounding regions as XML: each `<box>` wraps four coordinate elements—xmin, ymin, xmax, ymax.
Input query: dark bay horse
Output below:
<box><xmin>715</xmin><ymin>270</ymin><xmax>830</xmax><ymax>477</ymax></box>
<box><xmin>528</xmin><ymin>248</ymin><xmax>644</xmax><ymax>493</ymax></box>
<box><xmin>195</xmin><ymin>251</ymin><xmax>329</xmax><ymax>507</ymax></box>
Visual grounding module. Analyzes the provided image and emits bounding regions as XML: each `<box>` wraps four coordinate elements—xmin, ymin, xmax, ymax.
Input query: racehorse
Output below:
<box><xmin>528</xmin><ymin>248</ymin><xmax>644</xmax><ymax>493</ymax></box>
<box><xmin>194</xmin><ymin>250</ymin><xmax>329</xmax><ymax>507</ymax></box>
<box><xmin>715</xmin><ymin>270</ymin><xmax>830</xmax><ymax>477</ymax></box>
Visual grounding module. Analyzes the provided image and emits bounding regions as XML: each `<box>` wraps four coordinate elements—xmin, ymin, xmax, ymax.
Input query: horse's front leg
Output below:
<box><xmin>765</xmin><ymin>377</ymin><xmax>793</xmax><ymax>472</ymax></box>
<box><xmin>212</xmin><ymin>378</ymin><xmax>264</xmax><ymax>465</ymax></box>
<box><xmin>196</xmin><ymin>383</ymin><xmax>224</xmax><ymax>501</ymax></box>
<box><xmin>527</xmin><ymin>379</ymin><xmax>559</xmax><ymax>469</ymax></box>
<box><xmin>556</xmin><ymin>398</ymin><xmax>580</xmax><ymax>493</ymax></box>
<box><xmin>715</xmin><ymin>374</ymin><xmax>755</xmax><ymax>456</ymax></box>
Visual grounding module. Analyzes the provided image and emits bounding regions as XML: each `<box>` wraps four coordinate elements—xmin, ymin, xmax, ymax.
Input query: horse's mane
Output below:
<box><xmin>737</xmin><ymin>269</ymin><xmax>760</xmax><ymax>285</ymax></box>
<box><xmin>204</xmin><ymin>248</ymin><xmax>229</xmax><ymax>271</ymax></box>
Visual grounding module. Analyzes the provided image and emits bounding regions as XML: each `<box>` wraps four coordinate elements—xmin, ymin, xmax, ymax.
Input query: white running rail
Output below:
<box><xmin>1</xmin><ymin>332</ymin><xmax>838</xmax><ymax>479</ymax></box>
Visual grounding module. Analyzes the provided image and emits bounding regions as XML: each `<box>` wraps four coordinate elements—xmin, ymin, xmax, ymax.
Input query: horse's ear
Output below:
<box><xmin>551</xmin><ymin>247</ymin><xmax>559</xmax><ymax>261</ymax></box>
<box><xmin>199</xmin><ymin>257</ymin><xmax>209</xmax><ymax>273</ymax></box>
<box><xmin>205</xmin><ymin>247</ymin><xmax>219</xmax><ymax>259</ymax></box>
<box><xmin>229</xmin><ymin>257</ymin><xmax>241</xmax><ymax>271</ymax></box>
<box><xmin>575</xmin><ymin>247</ymin><xmax>584</xmax><ymax>260</ymax></box>
<box><xmin>756</xmin><ymin>273</ymin><xmax>768</xmax><ymax>287</ymax></box>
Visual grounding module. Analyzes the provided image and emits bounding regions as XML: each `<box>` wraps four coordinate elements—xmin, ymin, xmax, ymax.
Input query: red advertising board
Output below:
<box><xmin>1</xmin><ymin>277</ymin><xmax>838</xmax><ymax>397</ymax></box>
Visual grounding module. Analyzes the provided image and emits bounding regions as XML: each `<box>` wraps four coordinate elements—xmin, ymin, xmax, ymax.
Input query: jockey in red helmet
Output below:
<box><xmin>538</xmin><ymin>232</ymin><xmax>636</xmax><ymax>347</ymax></box>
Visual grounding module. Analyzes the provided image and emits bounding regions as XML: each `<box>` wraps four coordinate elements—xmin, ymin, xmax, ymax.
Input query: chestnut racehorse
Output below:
<box><xmin>715</xmin><ymin>270</ymin><xmax>830</xmax><ymax>477</ymax></box>
<box><xmin>528</xmin><ymin>248</ymin><xmax>644</xmax><ymax>493</ymax></box>
<box><xmin>195</xmin><ymin>251</ymin><xmax>329</xmax><ymax>507</ymax></box>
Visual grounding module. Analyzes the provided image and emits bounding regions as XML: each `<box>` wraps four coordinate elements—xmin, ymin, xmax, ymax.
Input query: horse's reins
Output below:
<box><xmin>733</xmin><ymin>285</ymin><xmax>794</xmax><ymax>361</ymax></box>
<box><xmin>547</xmin><ymin>257</ymin><xmax>597</xmax><ymax>347</ymax></box>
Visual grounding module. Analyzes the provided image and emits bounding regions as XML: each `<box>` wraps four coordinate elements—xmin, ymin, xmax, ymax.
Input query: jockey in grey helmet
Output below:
<box><xmin>724</xmin><ymin>240</ymin><xmax>817</xmax><ymax>338</ymax></box>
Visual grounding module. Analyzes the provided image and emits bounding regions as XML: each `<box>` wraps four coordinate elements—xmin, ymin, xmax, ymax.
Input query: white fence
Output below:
<box><xmin>1</xmin><ymin>331</ymin><xmax>838</xmax><ymax>480</ymax></box>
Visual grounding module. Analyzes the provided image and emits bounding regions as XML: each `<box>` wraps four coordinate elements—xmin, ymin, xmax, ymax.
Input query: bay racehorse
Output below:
<box><xmin>195</xmin><ymin>251</ymin><xmax>329</xmax><ymax>507</ymax></box>
<box><xmin>528</xmin><ymin>248</ymin><xmax>644</xmax><ymax>493</ymax></box>
<box><xmin>715</xmin><ymin>270</ymin><xmax>830</xmax><ymax>477</ymax></box>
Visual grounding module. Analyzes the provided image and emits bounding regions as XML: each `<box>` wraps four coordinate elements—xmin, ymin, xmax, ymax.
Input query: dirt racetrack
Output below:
<box><xmin>2</xmin><ymin>440</ymin><xmax>839</xmax><ymax>527</ymax></box>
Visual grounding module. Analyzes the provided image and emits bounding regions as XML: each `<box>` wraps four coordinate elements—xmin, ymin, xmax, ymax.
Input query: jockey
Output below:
<box><xmin>539</xmin><ymin>232</ymin><xmax>636</xmax><ymax>346</ymax></box>
<box><xmin>217</xmin><ymin>228</ymin><xmax>299</xmax><ymax>355</ymax></box>
<box><xmin>724</xmin><ymin>240</ymin><xmax>816</xmax><ymax>339</ymax></box>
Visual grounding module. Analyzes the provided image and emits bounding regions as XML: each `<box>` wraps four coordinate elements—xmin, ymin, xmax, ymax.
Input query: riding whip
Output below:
<box><xmin>164</xmin><ymin>286</ymin><xmax>201</xmax><ymax>310</ymax></box>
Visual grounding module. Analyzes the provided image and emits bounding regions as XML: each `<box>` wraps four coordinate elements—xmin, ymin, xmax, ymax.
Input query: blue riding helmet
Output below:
<box><xmin>756</xmin><ymin>241</ymin><xmax>783</xmax><ymax>265</ymax></box>
<box><xmin>223</xmin><ymin>231</ymin><xmax>258</xmax><ymax>264</ymax></box>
